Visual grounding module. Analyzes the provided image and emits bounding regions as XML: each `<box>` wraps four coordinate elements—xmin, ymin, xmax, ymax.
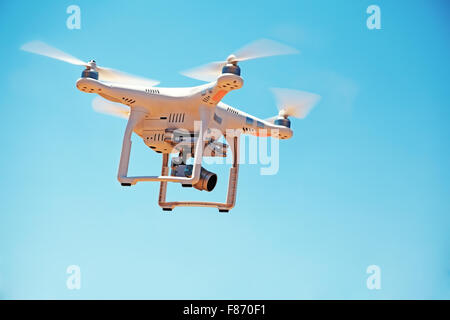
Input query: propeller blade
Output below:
<box><xmin>233</xmin><ymin>38</ymin><xmax>299</xmax><ymax>62</ymax></box>
<box><xmin>180</xmin><ymin>38</ymin><xmax>298</xmax><ymax>81</ymax></box>
<box><xmin>265</xmin><ymin>115</ymin><xmax>278</xmax><ymax>124</ymax></box>
<box><xmin>271</xmin><ymin>88</ymin><xmax>321</xmax><ymax>119</ymax></box>
<box><xmin>92</xmin><ymin>96</ymin><xmax>129</xmax><ymax>119</ymax></box>
<box><xmin>97</xmin><ymin>66</ymin><xmax>160</xmax><ymax>87</ymax></box>
<box><xmin>20</xmin><ymin>41</ymin><xmax>87</xmax><ymax>66</ymax></box>
<box><xmin>180</xmin><ymin>61</ymin><xmax>226</xmax><ymax>82</ymax></box>
<box><xmin>21</xmin><ymin>41</ymin><xmax>160</xmax><ymax>87</ymax></box>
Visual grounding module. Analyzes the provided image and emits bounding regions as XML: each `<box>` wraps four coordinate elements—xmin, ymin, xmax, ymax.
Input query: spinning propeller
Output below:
<box><xmin>92</xmin><ymin>96</ymin><xmax>129</xmax><ymax>119</ymax></box>
<box><xmin>266</xmin><ymin>88</ymin><xmax>321</xmax><ymax>124</ymax></box>
<box><xmin>181</xmin><ymin>39</ymin><xmax>299</xmax><ymax>82</ymax></box>
<box><xmin>21</xmin><ymin>41</ymin><xmax>160</xmax><ymax>87</ymax></box>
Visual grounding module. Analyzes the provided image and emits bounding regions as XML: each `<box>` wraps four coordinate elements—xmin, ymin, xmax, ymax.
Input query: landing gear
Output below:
<box><xmin>121</xmin><ymin>183</ymin><xmax>131</xmax><ymax>186</ymax></box>
<box><xmin>158</xmin><ymin>135</ymin><xmax>240</xmax><ymax>212</ymax></box>
<box><xmin>162</xmin><ymin>208</ymin><xmax>172</xmax><ymax>212</ymax></box>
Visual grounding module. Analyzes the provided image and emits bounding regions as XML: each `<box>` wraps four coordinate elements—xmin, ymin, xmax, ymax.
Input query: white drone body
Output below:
<box><xmin>21</xmin><ymin>39</ymin><xmax>320</xmax><ymax>212</ymax></box>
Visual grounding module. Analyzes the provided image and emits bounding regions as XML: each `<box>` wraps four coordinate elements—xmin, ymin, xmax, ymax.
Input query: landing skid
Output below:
<box><xmin>158</xmin><ymin>136</ymin><xmax>239</xmax><ymax>212</ymax></box>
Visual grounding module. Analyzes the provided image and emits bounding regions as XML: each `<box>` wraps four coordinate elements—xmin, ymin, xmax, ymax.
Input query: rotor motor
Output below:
<box><xmin>81</xmin><ymin>60</ymin><xmax>99</xmax><ymax>80</ymax></box>
<box><xmin>274</xmin><ymin>117</ymin><xmax>291</xmax><ymax>128</ymax></box>
<box><xmin>221</xmin><ymin>63</ymin><xmax>241</xmax><ymax>77</ymax></box>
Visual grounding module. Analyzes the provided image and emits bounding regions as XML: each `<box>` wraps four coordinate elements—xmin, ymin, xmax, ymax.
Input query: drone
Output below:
<box><xmin>21</xmin><ymin>39</ymin><xmax>320</xmax><ymax>212</ymax></box>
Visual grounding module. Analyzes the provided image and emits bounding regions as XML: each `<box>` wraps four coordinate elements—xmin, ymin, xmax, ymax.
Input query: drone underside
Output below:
<box><xmin>21</xmin><ymin>39</ymin><xmax>321</xmax><ymax>212</ymax></box>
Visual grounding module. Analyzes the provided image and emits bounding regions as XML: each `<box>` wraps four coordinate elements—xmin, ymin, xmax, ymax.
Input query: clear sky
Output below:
<box><xmin>0</xmin><ymin>0</ymin><xmax>449</xmax><ymax>299</ymax></box>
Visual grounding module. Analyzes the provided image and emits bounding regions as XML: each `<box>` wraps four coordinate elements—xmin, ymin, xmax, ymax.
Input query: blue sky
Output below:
<box><xmin>0</xmin><ymin>0</ymin><xmax>449</xmax><ymax>299</ymax></box>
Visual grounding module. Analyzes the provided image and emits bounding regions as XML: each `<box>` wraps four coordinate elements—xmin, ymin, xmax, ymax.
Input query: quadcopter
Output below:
<box><xmin>21</xmin><ymin>39</ymin><xmax>320</xmax><ymax>212</ymax></box>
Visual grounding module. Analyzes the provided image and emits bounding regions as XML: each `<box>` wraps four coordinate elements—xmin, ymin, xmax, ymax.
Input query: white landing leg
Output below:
<box><xmin>117</xmin><ymin>109</ymin><xmax>146</xmax><ymax>186</ymax></box>
<box><xmin>118</xmin><ymin>108</ymin><xmax>211</xmax><ymax>186</ymax></box>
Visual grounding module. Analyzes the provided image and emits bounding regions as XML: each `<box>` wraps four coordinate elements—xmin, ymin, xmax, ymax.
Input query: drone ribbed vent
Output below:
<box><xmin>169</xmin><ymin>113</ymin><xmax>185</xmax><ymax>123</ymax></box>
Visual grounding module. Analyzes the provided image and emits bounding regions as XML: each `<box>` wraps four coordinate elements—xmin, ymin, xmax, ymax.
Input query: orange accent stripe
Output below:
<box><xmin>212</xmin><ymin>90</ymin><xmax>227</xmax><ymax>102</ymax></box>
<box><xmin>254</xmin><ymin>130</ymin><xmax>270</xmax><ymax>137</ymax></box>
